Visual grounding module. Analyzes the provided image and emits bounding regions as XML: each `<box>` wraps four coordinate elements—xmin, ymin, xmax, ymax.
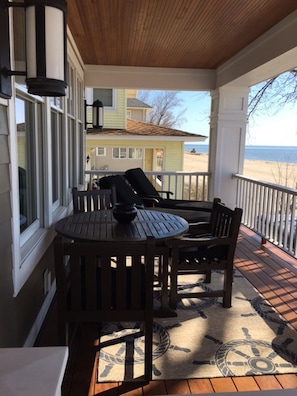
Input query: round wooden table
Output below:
<box><xmin>55</xmin><ymin>209</ymin><xmax>189</xmax><ymax>242</ymax></box>
<box><xmin>55</xmin><ymin>209</ymin><xmax>188</xmax><ymax>317</ymax></box>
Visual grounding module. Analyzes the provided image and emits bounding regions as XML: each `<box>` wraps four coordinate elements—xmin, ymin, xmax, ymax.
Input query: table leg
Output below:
<box><xmin>153</xmin><ymin>249</ymin><xmax>177</xmax><ymax>318</ymax></box>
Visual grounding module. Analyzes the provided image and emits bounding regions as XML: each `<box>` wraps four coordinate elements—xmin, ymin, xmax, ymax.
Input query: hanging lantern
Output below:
<box><xmin>0</xmin><ymin>0</ymin><xmax>67</xmax><ymax>99</ymax></box>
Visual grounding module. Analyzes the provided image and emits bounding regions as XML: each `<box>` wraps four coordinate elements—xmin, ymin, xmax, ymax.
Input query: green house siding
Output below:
<box><xmin>86</xmin><ymin>138</ymin><xmax>184</xmax><ymax>171</ymax></box>
<box><xmin>102</xmin><ymin>89</ymin><xmax>126</xmax><ymax>129</ymax></box>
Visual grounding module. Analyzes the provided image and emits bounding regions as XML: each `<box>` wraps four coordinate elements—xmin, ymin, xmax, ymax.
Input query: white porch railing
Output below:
<box><xmin>84</xmin><ymin>170</ymin><xmax>210</xmax><ymax>201</ymax></box>
<box><xmin>84</xmin><ymin>169</ymin><xmax>297</xmax><ymax>258</ymax></box>
<box><xmin>234</xmin><ymin>174</ymin><xmax>297</xmax><ymax>258</ymax></box>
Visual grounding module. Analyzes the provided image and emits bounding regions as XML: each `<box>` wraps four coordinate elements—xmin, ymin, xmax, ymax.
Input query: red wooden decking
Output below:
<box><xmin>37</xmin><ymin>226</ymin><xmax>297</xmax><ymax>395</ymax></box>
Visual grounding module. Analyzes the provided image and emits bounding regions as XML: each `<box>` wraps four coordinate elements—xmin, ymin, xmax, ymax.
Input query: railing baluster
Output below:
<box><xmin>84</xmin><ymin>169</ymin><xmax>210</xmax><ymax>202</ymax></box>
<box><xmin>234</xmin><ymin>173</ymin><xmax>297</xmax><ymax>258</ymax></box>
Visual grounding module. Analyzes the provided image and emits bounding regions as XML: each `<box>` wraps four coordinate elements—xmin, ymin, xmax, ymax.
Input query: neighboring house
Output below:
<box><xmin>127</xmin><ymin>97</ymin><xmax>152</xmax><ymax>121</ymax></box>
<box><xmin>86</xmin><ymin>118</ymin><xmax>206</xmax><ymax>174</ymax></box>
<box><xmin>86</xmin><ymin>88</ymin><xmax>206</xmax><ymax>176</ymax></box>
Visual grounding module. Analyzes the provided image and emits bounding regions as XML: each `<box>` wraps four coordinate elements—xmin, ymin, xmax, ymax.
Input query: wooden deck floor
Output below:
<box><xmin>36</xmin><ymin>226</ymin><xmax>297</xmax><ymax>395</ymax></box>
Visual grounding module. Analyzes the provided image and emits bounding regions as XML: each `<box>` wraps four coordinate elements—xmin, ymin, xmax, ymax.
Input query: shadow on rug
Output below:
<box><xmin>97</xmin><ymin>270</ymin><xmax>297</xmax><ymax>382</ymax></box>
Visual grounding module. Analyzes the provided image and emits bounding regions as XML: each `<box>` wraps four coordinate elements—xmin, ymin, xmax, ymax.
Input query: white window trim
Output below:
<box><xmin>112</xmin><ymin>147</ymin><xmax>127</xmax><ymax>159</ymax></box>
<box><xmin>128</xmin><ymin>147</ymin><xmax>143</xmax><ymax>159</ymax></box>
<box><xmin>96</xmin><ymin>147</ymin><xmax>106</xmax><ymax>156</ymax></box>
<box><xmin>9</xmin><ymin>32</ymin><xmax>84</xmax><ymax>297</ymax></box>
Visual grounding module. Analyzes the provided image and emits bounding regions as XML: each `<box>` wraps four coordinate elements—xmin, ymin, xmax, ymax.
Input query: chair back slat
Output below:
<box><xmin>72</xmin><ymin>186</ymin><xmax>116</xmax><ymax>213</ymax></box>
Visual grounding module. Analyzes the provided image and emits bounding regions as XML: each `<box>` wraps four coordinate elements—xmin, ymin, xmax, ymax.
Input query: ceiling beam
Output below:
<box><xmin>84</xmin><ymin>65</ymin><xmax>216</xmax><ymax>91</ymax></box>
<box><xmin>217</xmin><ymin>10</ymin><xmax>297</xmax><ymax>87</ymax></box>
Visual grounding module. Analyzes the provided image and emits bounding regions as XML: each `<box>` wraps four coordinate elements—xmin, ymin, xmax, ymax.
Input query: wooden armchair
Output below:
<box><xmin>54</xmin><ymin>235</ymin><xmax>156</xmax><ymax>381</ymax></box>
<box><xmin>166</xmin><ymin>202</ymin><xmax>242</xmax><ymax>309</ymax></box>
<box><xmin>72</xmin><ymin>186</ymin><xmax>116</xmax><ymax>213</ymax></box>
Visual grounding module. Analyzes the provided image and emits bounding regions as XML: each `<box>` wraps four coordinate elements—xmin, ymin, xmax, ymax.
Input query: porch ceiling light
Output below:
<box><xmin>85</xmin><ymin>99</ymin><xmax>104</xmax><ymax>130</ymax></box>
<box><xmin>0</xmin><ymin>0</ymin><xmax>67</xmax><ymax>99</ymax></box>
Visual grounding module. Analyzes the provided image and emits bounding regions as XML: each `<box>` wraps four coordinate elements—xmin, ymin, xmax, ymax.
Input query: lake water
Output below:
<box><xmin>184</xmin><ymin>144</ymin><xmax>297</xmax><ymax>164</ymax></box>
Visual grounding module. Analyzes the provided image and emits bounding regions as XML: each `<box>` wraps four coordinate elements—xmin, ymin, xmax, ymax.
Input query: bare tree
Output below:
<box><xmin>137</xmin><ymin>90</ymin><xmax>187</xmax><ymax>128</ymax></box>
<box><xmin>248</xmin><ymin>68</ymin><xmax>297</xmax><ymax>119</ymax></box>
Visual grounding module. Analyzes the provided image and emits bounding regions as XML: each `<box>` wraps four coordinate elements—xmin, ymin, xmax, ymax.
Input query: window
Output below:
<box><xmin>112</xmin><ymin>147</ymin><xmax>143</xmax><ymax>159</ymax></box>
<box><xmin>93</xmin><ymin>88</ymin><xmax>114</xmax><ymax>107</ymax></box>
<box><xmin>129</xmin><ymin>148</ymin><xmax>143</xmax><ymax>159</ymax></box>
<box><xmin>96</xmin><ymin>147</ymin><xmax>106</xmax><ymax>156</ymax></box>
<box><xmin>51</xmin><ymin>109</ymin><xmax>63</xmax><ymax>208</ymax></box>
<box><xmin>11</xmin><ymin>37</ymin><xmax>85</xmax><ymax>296</ymax></box>
<box><xmin>16</xmin><ymin>97</ymin><xmax>40</xmax><ymax>234</ymax></box>
<box><xmin>67</xmin><ymin>64</ymin><xmax>75</xmax><ymax>116</ymax></box>
<box><xmin>113</xmin><ymin>147</ymin><xmax>127</xmax><ymax>159</ymax></box>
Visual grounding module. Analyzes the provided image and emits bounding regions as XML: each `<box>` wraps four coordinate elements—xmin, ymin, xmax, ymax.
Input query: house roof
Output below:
<box><xmin>87</xmin><ymin>119</ymin><xmax>206</xmax><ymax>140</ymax></box>
<box><xmin>67</xmin><ymin>1</ymin><xmax>297</xmax><ymax>70</ymax></box>
<box><xmin>127</xmin><ymin>98</ymin><xmax>152</xmax><ymax>109</ymax></box>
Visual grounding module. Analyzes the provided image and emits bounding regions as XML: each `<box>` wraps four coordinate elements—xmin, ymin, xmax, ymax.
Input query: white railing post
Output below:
<box><xmin>234</xmin><ymin>173</ymin><xmax>297</xmax><ymax>258</ymax></box>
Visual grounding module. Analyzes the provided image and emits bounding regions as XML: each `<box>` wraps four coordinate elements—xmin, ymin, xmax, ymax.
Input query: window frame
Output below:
<box><xmin>96</xmin><ymin>147</ymin><xmax>106</xmax><ymax>156</ymax></box>
<box><xmin>112</xmin><ymin>147</ymin><xmax>127</xmax><ymax>159</ymax></box>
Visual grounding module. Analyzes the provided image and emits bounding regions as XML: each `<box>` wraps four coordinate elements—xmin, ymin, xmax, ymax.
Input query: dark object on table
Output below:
<box><xmin>166</xmin><ymin>201</ymin><xmax>242</xmax><ymax>309</ymax></box>
<box><xmin>113</xmin><ymin>202</ymin><xmax>138</xmax><ymax>223</ymax></box>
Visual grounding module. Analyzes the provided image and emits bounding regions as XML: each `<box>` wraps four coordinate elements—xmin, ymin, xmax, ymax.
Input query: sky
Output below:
<box><xmin>177</xmin><ymin>91</ymin><xmax>297</xmax><ymax>147</ymax></box>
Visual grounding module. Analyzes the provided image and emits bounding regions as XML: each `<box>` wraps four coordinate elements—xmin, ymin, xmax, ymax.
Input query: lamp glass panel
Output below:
<box><xmin>45</xmin><ymin>6</ymin><xmax>64</xmax><ymax>80</ymax></box>
<box><xmin>25</xmin><ymin>7</ymin><xmax>37</xmax><ymax>78</ymax></box>
<box><xmin>93</xmin><ymin>107</ymin><xmax>103</xmax><ymax>127</ymax></box>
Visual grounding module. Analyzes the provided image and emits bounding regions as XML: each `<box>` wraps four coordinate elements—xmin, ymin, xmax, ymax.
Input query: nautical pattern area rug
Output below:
<box><xmin>97</xmin><ymin>270</ymin><xmax>297</xmax><ymax>382</ymax></box>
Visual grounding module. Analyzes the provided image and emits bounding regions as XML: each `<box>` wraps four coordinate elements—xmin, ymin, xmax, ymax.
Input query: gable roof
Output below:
<box><xmin>87</xmin><ymin>119</ymin><xmax>206</xmax><ymax>140</ymax></box>
<box><xmin>127</xmin><ymin>98</ymin><xmax>152</xmax><ymax>109</ymax></box>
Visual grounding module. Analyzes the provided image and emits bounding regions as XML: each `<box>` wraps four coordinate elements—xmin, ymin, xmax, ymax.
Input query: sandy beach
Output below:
<box><xmin>184</xmin><ymin>151</ymin><xmax>297</xmax><ymax>188</ymax></box>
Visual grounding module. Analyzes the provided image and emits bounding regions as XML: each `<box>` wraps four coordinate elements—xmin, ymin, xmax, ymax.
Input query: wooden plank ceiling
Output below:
<box><xmin>67</xmin><ymin>0</ymin><xmax>297</xmax><ymax>69</ymax></box>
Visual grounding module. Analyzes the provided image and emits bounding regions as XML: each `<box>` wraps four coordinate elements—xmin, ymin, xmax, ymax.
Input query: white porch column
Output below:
<box><xmin>208</xmin><ymin>86</ymin><xmax>249</xmax><ymax>208</ymax></box>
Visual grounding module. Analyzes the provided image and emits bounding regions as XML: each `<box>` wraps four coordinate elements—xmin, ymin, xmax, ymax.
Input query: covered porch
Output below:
<box><xmin>37</xmin><ymin>225</ymin><xmax>297</xmax><ymax>395</ymax></box>
<box><xmin>1</xmin><ymin>2</ymin><xmax>297</xmax><ymax>393</ymax></box>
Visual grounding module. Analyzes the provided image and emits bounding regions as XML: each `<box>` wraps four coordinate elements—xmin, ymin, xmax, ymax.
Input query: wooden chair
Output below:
<box><xmin>166</xmin><ymin>202</ymin><xmax>242</xmax><ymax>309</ymax></box>
<box><xmin>54</xmin><ymin>235</ymin><xmax>156</xmax><ymax>381</ymax></box>
<box><xmin>72</xmin><ymin>186</ymin><xmax>116</xmax><ymax>213</ymax></box>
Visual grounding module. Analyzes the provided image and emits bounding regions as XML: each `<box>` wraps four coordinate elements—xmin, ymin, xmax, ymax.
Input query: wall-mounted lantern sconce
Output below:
<box><xmin>84</xmin><ymin>99</ymin><xmax>104</xmax><ymax>129</ymax></box>
<box><xmin>0</xmin><ymin>0</ymin><xmax>67</xmax><ymax>99</ymax></box>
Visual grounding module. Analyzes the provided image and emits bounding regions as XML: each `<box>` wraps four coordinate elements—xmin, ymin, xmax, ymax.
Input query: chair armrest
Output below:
<box><xmin>140</xmin><ymin>196</ymin><xmax>160</xmax><ymax>207</ymax></box>
<box><xmin>158</xmin><ymin>190</ymin><xmax>173</xmax><ymax>199</ymax></box>
<box><xmin>165</xmin><ymin>235</ymin><xmax>230</xmax><ymax>248</ymax></box>
<box><xmin>187</xmin><ymin>221</ymin><xmax>211</xmax><ymax>234</ymax></box>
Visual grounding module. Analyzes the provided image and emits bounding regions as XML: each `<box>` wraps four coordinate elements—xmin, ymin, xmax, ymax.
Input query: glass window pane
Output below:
<box><xmin>129</xmin><ymin>148</ymin><xmax>143</xmax><ymax>159</ymax></box>
<box><xmin>16</xmin><ymin>98</ymin><xmax>38</xmax><ymax>232</ymax></box>
<box><xmin>96</xmin><ymin>147</ymin><xmax>106</xmax><ymax>156</ymax></box>
<box><xmin>94</xmin><ymin>89</ymin><xmax>113</xmax><ymax>107</ymax></box>
<box><xmin>51</xmin><ymin>111</ymin><xmax>62</xmax><ymax>204</ymax></box>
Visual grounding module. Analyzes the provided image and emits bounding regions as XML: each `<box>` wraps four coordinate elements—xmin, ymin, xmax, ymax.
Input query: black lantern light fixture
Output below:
<box><xmin>0</xmin><ymin>0</ymin><xmax>67</xmax><ymax>99</ymax></box>
<box><xmin>84</xmin><ymin>99</ymin><xmax>104</xmax><ymax>129</ymax></box>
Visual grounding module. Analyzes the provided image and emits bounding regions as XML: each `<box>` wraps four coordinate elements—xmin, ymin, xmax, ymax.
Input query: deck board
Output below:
<box><xmin>36</xmin><ymin>225</ymin><xmax>297</xmax><ymax>395</ymax></box>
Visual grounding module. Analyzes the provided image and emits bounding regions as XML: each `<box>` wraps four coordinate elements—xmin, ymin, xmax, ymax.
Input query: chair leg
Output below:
<box><xmin>222</xmin><ymin>267</ymin><xmax>233</xmax><ymax>308</ymax></box>
<box><xmin>169</xmin><ymin>258</ymin><xmax>178</xmax><ymax>309</ymax></box>
<box><xmin>204</xmin><ymin>270</ymin><xmax>211</xmax><ymax>283</ymax></box>
<box><xmin>159</xmin><ymin>251</ymin><xmax>170</xmax><ymax>311</ymax></box>
<box><xmin>144</xmin><ymin>322</ymin><xmax>153</xmax><ymax>381</ymax></box>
